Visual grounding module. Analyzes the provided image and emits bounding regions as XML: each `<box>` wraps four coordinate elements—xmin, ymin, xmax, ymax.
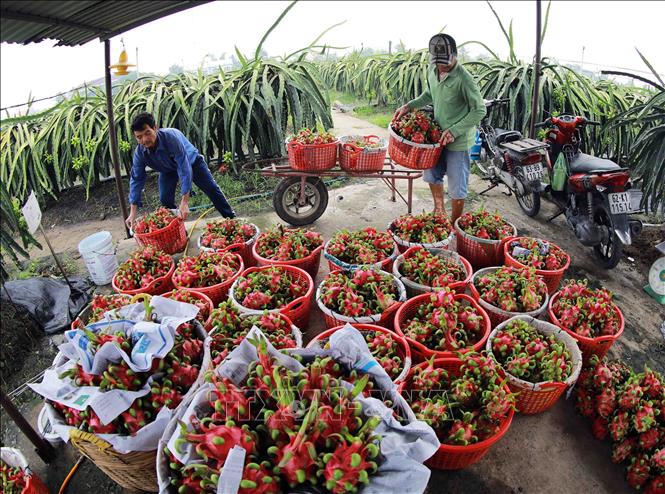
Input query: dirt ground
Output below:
<box><xmin>2</xmin><ymin>110</ymin><xmax>664</xmax><ymax>494</ymax></box>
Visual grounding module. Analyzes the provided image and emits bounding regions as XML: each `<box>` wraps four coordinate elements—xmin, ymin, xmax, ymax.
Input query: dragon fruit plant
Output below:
<box><xmin>507</xmin><ymin>237</ymin><xmax>569</xmax><ymax>271</ymax></box>
<box><xmin>406</xmin><ymin>352</ymin><xmax>516</xmax><ymax>445</ymax></box>
<box><xmin>390</xmin><ymin>212</ymin><xmax>453</xmax><ymax>245</ymax></box>
<box><xmin>134</xmin><ymin>207</ymin><xmax>178</xmax><ymax>234</ymax></box>
<box><xmin>391</xmin><ymin>110</ymin><xmax>442</xmax><ymax>144</ymax></box>
<box><xmin>200</xmin><ymin>219</ymin><xmax>257</xmax><ymax>250</ymax></box>
<box><xmin>326</xmin><ymin>227</ymin><xmax>396</xmax><ymax>266</ymax></box>
<box><xmin>575</xmin><ymin>356</ymin><xmax>664</xmax><ymax>492</ymax></box>
<box><xmin>551</xmin><ymin>280</ymin><xmax>622</xmax><ymax>338</ymax></box>
<box><xmin>490</xmin><ymin>319</ymin><xmax>573</xmax><ymax>383</ymax></box>
<box><xmin>164</xmin><ymin>289</ymin><xmax>211</xmax><ymax>324</ymax></box>
<box><xmin>289</xmin><ymin>128</ymin><xmax>337</xmax><ymax>145</ymax></box>
<box><xmin>165</xmin><ymin>340</ymin><xmax>384</xmax><ymax>493</ymax></box>
<box><xmin>402</xmin><ymin>290</ymin><xmax>487</xmax><ymax>352</ymax></box>
<box><xmin>51</xmin><ymin>321</ymin><xmax>204</xmax><ymax>436</ymax></box>
<box><xmin>398</xmin><ymin>246</ymin><xmax>466</xmax><ymax>289</ymax></box>
<box><xmin>319</xmin><ymin>268</ymin><xmax>399</xmax><ymax>318</ymax></box>
<box><xmin>1</xmin><ymin>459</ymin><xmax>28</xmax><ymax>494</ymax></box>
<box><xmin>456</xmin><ymin>207</ymin><xmax>514</xmax><ymax>240</ymax></box>
<box><xmin>233</xmin><ymin>266</ymin><xmax>307</xmax><ymax>311</ymax></box>
<box><xmin>209</xmin><ymin>302</ymin><xmax>298</xmax><ymax>366</ymax></box>
<box><xmin>255</xmin><ymin>225</ymin><xmax>324</xmax><ymax>261</ymax></box>
<box><xmin>173</xmin><ymin>251</ymin><xmax>241</xmax><ymax>289</ymax></box>
<box><xmin>475</xmin><ymin>266</ymin><xmax>548</xmax><ymax>313</ymax></box>
<box><xmin>114</xmin><ymin>246</ymin><xmax>173</xmax><ymax>291</ymax></box>
<box><xmin>87</xmin><ymin>294</ymin><xmax>132</xmax><ymax>324</ymax></box>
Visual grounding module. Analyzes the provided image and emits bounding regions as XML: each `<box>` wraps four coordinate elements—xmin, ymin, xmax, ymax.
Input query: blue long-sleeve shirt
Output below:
<box><xmin>128</xmin><ymin>128</ymin><xmax>202</xmax><ymax>206</ymax></box>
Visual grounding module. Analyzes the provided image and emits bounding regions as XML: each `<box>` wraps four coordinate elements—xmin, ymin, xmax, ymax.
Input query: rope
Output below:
<box><xmin>183</xmin><ymin>207</ymin><xmax>216</xmax><ymax>256</ymax></box>
<box><xmin>58</xmin><ymin>456</ymin><xmax>85</xmax><ymax>494</ymax></box>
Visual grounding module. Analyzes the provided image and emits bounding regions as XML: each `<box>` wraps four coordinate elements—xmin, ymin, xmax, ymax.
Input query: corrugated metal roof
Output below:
<box><xmin>1</xmin><ymin>1</ymin><xmax>211</xmax><ymax>46</ymax></box>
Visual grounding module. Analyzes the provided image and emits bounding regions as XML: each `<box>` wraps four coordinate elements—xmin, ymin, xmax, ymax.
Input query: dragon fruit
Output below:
<box><xmin>114</xmin><ymin>246</ymin><xmax>173</xmax><ymax>291</ymax></box>
<box><xmin>507</xmin><ymin>237</ymin><xmax>569</xmax><ymax>271</ymax></box>
<box><xmin>552</xmin><ymin>280</ymin><xmax>622</xmax><ymax>338</ymax></box>
<box><xmin>390</xmin><ymin>212</ymin><xmax>452</xmax><ymax>245</ymax></box>
<box><xmin>200</xmin><ymin>218</ymin><xmax>257</xmax><ymax>250</ymax></box>
<box><xmin>627</xmin><ymin>454</ymin><xmax>651</xmax><ymax>489</ymax></box>
<box><xmin>326</xmin><ymin>227</ymin><xmax>396</xmax><ymax>266</ymax></box>
<box><xmin>234</xmin><ymin>266</ymin><xmax>307</xmax><ymax>311</ymax></box>
<box><xmin>255</xmin><ymin>224</ymin><xmax>323</xmax><ymax>261</ymax></box>
<box><xmin>457</xmin><ymin>207</ymin><xmax>514</xmax><ymax>240</ymax></box>
<box><xmin>474</xmin><ymin>266</ymin><xmax>547</xmax><ymax>313</ymax></box>
<box><xmin>318</xmin><ymin>438</ymin><xmax>379</xmax><ymax>493</ymax></box>
<box><xmin>319</xmin><ymin>268</ymin><xmax>400</xmax><ymax>318</ymax></box>
<box><xmin>173</xmin><ymin>251</ymin><xmax>241</xmax><ymax>289</ymax></box>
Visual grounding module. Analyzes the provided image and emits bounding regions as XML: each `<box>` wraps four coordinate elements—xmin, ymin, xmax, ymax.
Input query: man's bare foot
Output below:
<box><xmin>433</xmin><ymin>207</ymin><xmax>446</xmax><ymax>214</ymax></box>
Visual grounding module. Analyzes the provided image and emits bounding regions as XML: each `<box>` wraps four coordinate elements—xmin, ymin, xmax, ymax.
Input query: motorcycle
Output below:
<box><xmin>473</xmin><ymin>99</ymin><xmax>549</xmax><ymax>217</ymax></box>
<box><xmin>534</xmin><ymin>114</ymin><xmax>642</xmax><ymax>268</ymax></box>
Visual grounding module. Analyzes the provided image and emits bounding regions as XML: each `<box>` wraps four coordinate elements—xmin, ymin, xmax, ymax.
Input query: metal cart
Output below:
<box><xmin>242</xmin><ymin>157</ymin><xmax>423</xmax><ymax>226</ymax></box>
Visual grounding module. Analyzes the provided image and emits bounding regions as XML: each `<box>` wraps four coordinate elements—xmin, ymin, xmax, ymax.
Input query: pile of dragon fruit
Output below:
<box><xmin>390</xmin><ymin>212</ymin><xmax>453</xmax><ymax>245</ymax></box>
<box><xmin>398</xmin><ymin>247</ymin><xmax>467</xmax><ymax>288</ymax></box>
<box><xmin>208</xmin><ymin>302</ymin><xmax>298</xmax><ymax>366</ymax></box>
<box><xmin>391</xmin><ymin>110</ymin><xmax>442</xmax><ymax>145</ymax></box>
<box><xmin>1</xmin><ymin>459</ymin><xmax>27</xmax><ymax>494</ymax></box>
<box><xmin>506</xmin><ymin>237</ymin><xmax>569</xmax><ymax>271</ymax></box>
<box><xmin>173</xmin><ymin>251</ymin><xmax>241</xmax><ymax>289</ymax></box>
<box><xmin>164</xmin><ymin>341</ymin><xmax>384</xmax><ymax>493</ymax></box>
<box><xmin>289</xmin><ymin>128</ymin><xmax>337</xmax><ymax>145</ymax></box>
<box><xmin>489</xmin><ymin>319</ymin><xmax>574</xmax><ymax>383</ymax></box>
<box><xmin>233</xmin><ymin>266</ymin><xmax>307</xmax><ymax>311</ymax></box>
<box><xmin>405</xmin><ymin>352</ymin><xmax>516</xmax><ymax>445</ymax></box>
<box><xmin>200</xmin><ymin>219</ymin><xmax>257</xmax><ymax>250</ymax></box>
<box><xmin>50</xmin><ymin>320</ymin><xmax>204</xmax><ymax>436</ymax></box>
<box><xmin>255</xmin><ymin>225</ymin><xmax>324</xmax><ymax>261</ymax></box>
<box><xmin>326</xmin><ymin>227</ymin><xmax>396</xmax><ymax>266</ymax></box>
<box><xmin>474</xmin><ymin>266</ymin><xmax>548</xmax><ymax>313</ymax></box>
<box><xmin>401</xmin><ymin>290</ymin><xmax>487</xmax><ymax>352</ymax></box>
<box><xmin>551</xmin><ymin>280</ymin><xmax>622</xmax><ymax>338</ymax></box>
<box><xmin>456</xmin><ymin>207</ymin><xmax>515</xmax><ymax>240</ymax></box>
<box><xmin>114</xmin><ymin>246</ymin><xmax>173</xmax><ymax>291</ymax></box>
<box><xmin>319</xmin><ymin>268</ymin><xmax>399</xmax><ymax>318</ymax></box>
<box><xmin>165</xmin><ymin>289</ymin><xmax>212</xmax><ymax>325</ymax></box>
<box><xmin>576</xmin><ymin>356</ymin><xmax>664</xmax><ymax>492</ymax></box>
<box><xmin>86</xmin><ymin>294</ymin><xmax>132</xmax><ymax>324</ymax></box>
<box><xmin>134</xmin><ymin>207</ymin><xmax>178</xmax><ymax>234</ymax></box>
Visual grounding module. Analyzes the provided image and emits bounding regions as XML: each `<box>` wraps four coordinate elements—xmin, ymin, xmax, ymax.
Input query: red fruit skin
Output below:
<box><xmin>645</xmin><ymin>475</ymin><xmax>665</xmax><ymax>494</ymax></box>
<box><xmin>591</xmin><ymin>416</ymin><xmax>609</xmax><ymax>440</ymax></box>
<box><xmin>626</xmin><ymin>454</ymin><xmax>651</xmax><ymax>490</ymax></box>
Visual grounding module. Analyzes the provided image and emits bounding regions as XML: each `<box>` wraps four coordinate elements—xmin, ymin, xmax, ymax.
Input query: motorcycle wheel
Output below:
<box><xmin>273</xmin><ymin>176</ymin><xmax>328</xmax><ymax>226</ymax></box>
<box><xmin>516</xmin><ymin>188</ymin><xmax>541</xmax><ymax>217</ymax></box>
<box><xmin>473</xmin><ymin>148</ymin><xmax>491</xmax><ymax>177</ymax></box>
<box><xmin>592</xmin><ymin>202</ymin><xmax>623</xmax><ymax>269</ymax></box>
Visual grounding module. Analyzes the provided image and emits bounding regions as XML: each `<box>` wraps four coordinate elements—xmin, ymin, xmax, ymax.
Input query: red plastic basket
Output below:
<box><xmin>388</xmin><ymin>126</ymin><xmax>442</xmax><ymax>170</ymax></box>
<box><xmin>453</xmin><ymin>218</ymin><xmax>517</xmax><ymax>269</ymax></box>
<box><xmin>486</xmin><ymin>316</ymin><xmax>582</xmax><ymax>414</ymax></box>
<box><xmin>173</xmin><ymin>253</ymin><xmax>244</xmax><ymax>306</ymax></box>
<box><xmin>393</xmin><ymin>246</ymin><xmax>473</xmax><ymax>297</ymax></box>
<box><xmin>252</xmin><ymin>242</ymin><xmax>323</xmax><ymax>281</ymax></box>
<box><xmin>229</xmin><ymin>265</ymin><xmax>314</xmax><ymax>330</ymax></box>
<box><xmin>287</xmin><ymin>139</ymin><xmax>339</xmax><ymax>171</ymax></box>
<box><xmin>307</xmin><ymin>323</ymin><xmax>412</xmax><ymax>383</ymax></box>
<box><xmin>112</xmin><ymin>261</ymin><xmax>175</xmax><ymax>296</ymax></box>
<box><xmin>316</xmin><ymin>269</ymin><xmax>406</xmax><ymax>331</ymax></box>
<box><xmin>548</xmin><ymin>291</ymin><xmax>625</xmax><ymax>363</ymax></box>
<box><xmin>503</xmin><ymin>237</ymin><xmax>570</xmax><ymax>294</ymax></box>
<box><xmin>395</xmin><ymin>293</ymin><xmax>491</xmax><ymax>363</ymax></box>
<box><xmin>469</xmin><ymin>267</ymin><xmax>549</xmax><ymax>328</ymax></box>
<box><xmin>398</xmin><ymin>358</ymin><xmax>514</xmax><ymax>470</ymax></box>
<box><xmin>133</xmin><ymin>214</ymin><xmax>187</xmax><ymax>255</ymax></box>
<box><xmin>163</xmin><ymin>289</ymin><xmax>215</xmax><ymax>331</ymax></box>
<box><xmin>338</xmin><ymin>135</ymin><xmax>387</xmax><ymax>173</ymax></box>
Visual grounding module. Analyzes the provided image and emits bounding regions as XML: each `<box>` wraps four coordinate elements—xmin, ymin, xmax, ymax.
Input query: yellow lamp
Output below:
<box><xmin>110</xmin><ymin>48</ymin><xmax>135</xmax><ymax>76</ymax></box>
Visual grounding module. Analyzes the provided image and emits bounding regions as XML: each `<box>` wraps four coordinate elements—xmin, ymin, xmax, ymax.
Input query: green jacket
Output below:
<box><xmin>407</xmin><ymin>63</ymin><xmax>485</xmax><ymax>151</ymax></box>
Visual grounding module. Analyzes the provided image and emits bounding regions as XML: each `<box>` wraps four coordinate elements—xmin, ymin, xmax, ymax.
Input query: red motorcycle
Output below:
<box><xmin>535</xmin><ymin>115</ymin><xmax>642</xmax><ymax>268</ymax></box>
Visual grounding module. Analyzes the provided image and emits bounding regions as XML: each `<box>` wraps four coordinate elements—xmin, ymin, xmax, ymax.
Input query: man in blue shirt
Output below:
<box><xmin>125</xmin><ymin>112</ymin><xmax>235</xmax><ymax>229</ymax></box>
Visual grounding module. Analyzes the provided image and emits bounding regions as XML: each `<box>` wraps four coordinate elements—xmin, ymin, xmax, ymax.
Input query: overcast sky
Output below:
<box><xmin>1</xmin><ymin>0</ymin><xmax>664</xmax><ymax>111</ymax></box>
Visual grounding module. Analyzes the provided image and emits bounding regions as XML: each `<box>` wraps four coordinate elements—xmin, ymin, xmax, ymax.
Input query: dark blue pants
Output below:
<box><xmin>159</xmin><ymin>158</ymin><xmax>235</xmax><ymax>218</ymax></box>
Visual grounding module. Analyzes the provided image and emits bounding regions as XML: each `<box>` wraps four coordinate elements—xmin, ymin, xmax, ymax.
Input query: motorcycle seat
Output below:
<box><xmin>493</xmin><ymin>128</ymin><xmax>523</xmax><ymax>145</ymax></box>
<box><xmin>569</xmin><ymin>152</ymin><xmax>621</xmax><ymax>173</ymax></box>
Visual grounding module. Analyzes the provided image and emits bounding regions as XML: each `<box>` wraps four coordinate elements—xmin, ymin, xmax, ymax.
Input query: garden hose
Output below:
<box><xmin>183</xmin><ymin>207</ymin><xmax>216</xmax><ymax>256</ymax></box>
<box><xmin>58</xmin><ymin>455</ymin><xmax>85</xmax><ymax>494</ymax></box>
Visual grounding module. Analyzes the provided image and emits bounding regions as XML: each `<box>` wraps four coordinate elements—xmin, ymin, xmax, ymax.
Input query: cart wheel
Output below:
<box><xmin>273</xmin><ymin>177</ymin><xmax>328</xmax><ymax>226</ymax></box>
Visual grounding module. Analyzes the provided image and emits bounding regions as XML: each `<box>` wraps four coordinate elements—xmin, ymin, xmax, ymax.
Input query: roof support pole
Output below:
<box><xmin>529</xmin><ymin>0</ymin><xmax>542</xmax><ymax>137</ymax></box>
<box><xmin>104</xmin><ymin>39</ymin><xmax>131</xmax><ymax>238</ymax></box>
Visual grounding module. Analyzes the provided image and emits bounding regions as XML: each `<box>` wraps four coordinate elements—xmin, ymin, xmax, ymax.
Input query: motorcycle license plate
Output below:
<box><xmin>608</xmin><ymin>192</ymin><xmax>632</xmax><ymax>215</ymax></box>
<box><xmin>523</xmin><ymin>163</ymin><xmax>543</xmax><ymax>181</ymax></box>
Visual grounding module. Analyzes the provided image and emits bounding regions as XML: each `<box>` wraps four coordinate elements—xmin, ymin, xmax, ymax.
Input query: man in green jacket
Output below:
<box><xmin>396</xmin><ymin>33</ymin><xmax>485</xmax><ymax>223</ymax></box>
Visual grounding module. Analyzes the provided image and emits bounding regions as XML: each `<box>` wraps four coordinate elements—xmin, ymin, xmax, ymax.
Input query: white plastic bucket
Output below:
<box><xmin>78</xmin><ymin>231</ymin><xmax>118</xmax><ymax>285</ymax></box>
<box><xmin>37</xmin><ymin>406</ymin><xmax>62</xmax><ymax>448</ymax></box>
